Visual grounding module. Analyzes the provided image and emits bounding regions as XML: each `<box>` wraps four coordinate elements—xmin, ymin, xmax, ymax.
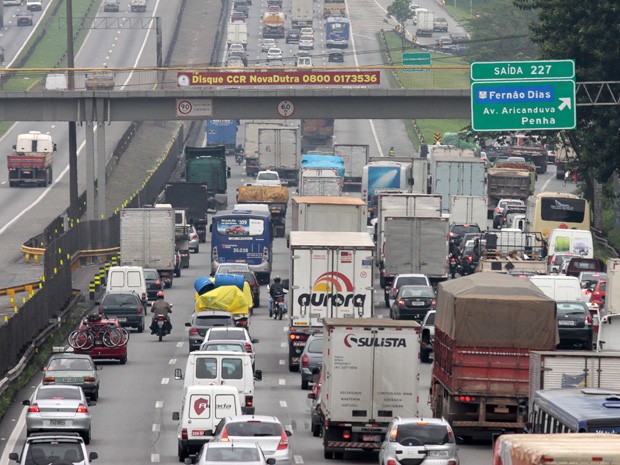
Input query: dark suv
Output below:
<box><xmin>286</xmin><ymin>30</ymin><xmax>300</xmax><ymax>44</ymax></box>
<box><xmin>186</xmin><ymin>311</ymin><xmax>235</xmax><ymax>352</ymax></box>
<box><xmin>449</xmin><ymin>223</ymin><xmax>481</xmax><ymax>254</ymax></box>
<box><xmin>9</xmin><ymin>432</ymin><xmax>98</xmax><ymax>465</ymax></box>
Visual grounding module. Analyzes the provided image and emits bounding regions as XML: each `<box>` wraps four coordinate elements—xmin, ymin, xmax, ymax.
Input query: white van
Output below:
<box><xmin>174</xmin><ymin>351</ymin><xmax>262</xmax><ymax>414</ymax></box>
<box><xmin>597</xmin><ymin>313</ymin><xmax>620</xmax><ymax>351</ymax></box>
<box><xmin>530</xmin><ymin>275</ymin><xmax>582</xmax><ymax>302</ymax></box>
<box><xmin>548</xmin><ymin>228</ymin><xmax>593</xmax><ymax>258</ymax></box>
<box><xmin>172</xmin><ymin>385</ymin><xmax>241</xmax><ymax>461</ymax></box>
<box><xmin>106</xmin><ymin>265</ymin><xmax>147</xmax><ymax>307</ymax></box>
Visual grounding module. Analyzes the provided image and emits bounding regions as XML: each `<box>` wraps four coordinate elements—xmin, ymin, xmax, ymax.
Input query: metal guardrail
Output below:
<box><xmin>592</xmin><ymin>227</ymin><xmax>620</xmax><ymax>259</ymax></box>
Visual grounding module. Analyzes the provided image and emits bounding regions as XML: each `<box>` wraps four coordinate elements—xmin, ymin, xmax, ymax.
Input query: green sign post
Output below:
<box><xmin>470</xmin><ymin>60</ymin><xmax>576</xmax><ymax>131</ymax></box>
<box><xmin>403</xmin><ymin>52</ymin><xmax>431</xmax><ymax>72</ymax></box>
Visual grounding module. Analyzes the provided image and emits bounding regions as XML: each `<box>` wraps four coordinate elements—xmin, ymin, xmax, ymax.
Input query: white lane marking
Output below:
<box><xmin>280</xmin><ymin>342</ymin><xmax>287</xmax><ymax>348</ymax></box>
<box><xmin>151</xmin><ymin>453</ymin><xmax>160</xmax><ymax>462</ymax></box>
<box><xmin>155</xmin><ymin>401</ymin><xmax>164</xmax><ymax>408</ymax></box>
<box><xmin>294</xmin><ymin>455</ymin><xmax>304</xmax><ymax>464</ymax></box>
<box><xmin>0</xmin><ymin>408</ymin><xmax>26</xmax><ymax>465</ymax></box>
<box><xmin>345</xmin><ymin>0</ymin><xmax>384</xmax><ymax>157</ymax></box>
<box><xmin>283</xmin><ymin>326</ymin><xmax>288</xmax><ymax>332</ymax></box>
<box><xmin>279</xmin><ymin>379</ymin><xmax>286</xmax><ymax>385</ymax></box>
<box><xmin>176</xmin><ymin>342</ymin><xmax>183</xmax><ymax>348</ymax></box>
<box><xmin>280</xmin><ymin>400</ymin><xmax>287</xmax><ymax>408</ymax></box>
<box><xmin>541</xmin><ymin>174</ymin><xmax>554</xmax><ymax>192</ymax></box>
<box><xmin>152</xmin><ymin>424</ymin><xmax>160</xmax><ymax>432</ymax></box>
<box><xmin>279</xmin><ymin>359</ymin><xmax>285</xmax><ymax>365</ymax></box>
<box><xmin>161</xmin><ymin>378</ymin><xmax>169</xmax><ymax>385</ymax></box>
<box><xmin>169</xmin><ymin>358</ymin><xmax>177</xmax><ymax>365</ymax></box>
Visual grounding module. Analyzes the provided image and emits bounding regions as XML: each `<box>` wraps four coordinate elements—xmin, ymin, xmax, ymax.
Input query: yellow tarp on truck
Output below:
<box><xmin>195</xmin><ymin>283</ymin><xmax>253</xmax><ymax>315</ymax></box>
<box><xmin>236</xmin><ymin>185</ymin><xmax>289</xmax><ymax>203</ymax></box>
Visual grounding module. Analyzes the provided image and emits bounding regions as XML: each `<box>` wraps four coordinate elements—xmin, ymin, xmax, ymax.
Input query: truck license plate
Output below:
<box><xmin>363</xmin><ymin>435</ymin><xmax>380</xmax><ymax>442</ymax></box>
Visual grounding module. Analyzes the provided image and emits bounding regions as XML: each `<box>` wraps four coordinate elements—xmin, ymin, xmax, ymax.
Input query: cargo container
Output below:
<box><xmin>333</xmin><ymin>144</ymin><xmax>369</xmax><ymax>192</ymax></box>
<box><xmin>449</xmin><ymin>195</ymin><xmax>488</xmax><ymax>227</ymax></box>
<box><xmin>429</xmin><ymin>154</ymin><xmax>486</xmax><ymax>213</ymax></box>
<box><xmin>291</xmin><ymin>196</ymin><xmax>367</xmax><ymax>233</ymax></box>
<box><xmin>299</xmin><ymin>168</ymin><xmax>342</xmax><ymax>196</ymax></box>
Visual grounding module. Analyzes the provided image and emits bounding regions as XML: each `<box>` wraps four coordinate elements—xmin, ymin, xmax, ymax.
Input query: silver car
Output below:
<box><xmin>300</xmin><ymin>332</ymin><xmax>322</xmax><ymax>390</ymax></box>
<box><xmin>23</xmin><ymin>385</ymin><xmax>92</xmax><ymax>444</ymax></box>
<box><xmin>195</xmin><ymin>442</ymin><xmax>275</xmax><ymax>465</ymax></box>
<box><xmin>189</xmin><ymin>225</ymin><xmax>200</xmax><ymax>253</ymax></box>
<box><xmin>212</xmin><ymin>415</ymin><xmax>292</xmax><ymax>465</ymax></box>
<box><xmin>379</xmin><ymin>417</ymin><xmax>459</xmax><ymax>465</ymax></box>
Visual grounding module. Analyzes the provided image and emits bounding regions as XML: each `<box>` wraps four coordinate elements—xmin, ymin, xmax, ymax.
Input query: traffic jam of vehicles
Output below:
<box><xmin>1</xmin><ymin>0</ymin><xmax>620</xmax><ymax>464</ymax></box>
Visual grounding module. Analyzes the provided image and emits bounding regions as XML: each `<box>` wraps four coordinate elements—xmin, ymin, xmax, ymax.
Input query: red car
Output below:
<box><xmin>73</xmin><ymin>318</ymin><xmax>128</xmax><ymax>365</ymax></box>
<box><xmin>225</xmin><ymin>225</ymin><xmax>246</xmax><ymax>235</ymax></box>
<box><xmin>591</xmin><ymin>278</ymin><xmax>606</xmax><ymax>308</ymax></box>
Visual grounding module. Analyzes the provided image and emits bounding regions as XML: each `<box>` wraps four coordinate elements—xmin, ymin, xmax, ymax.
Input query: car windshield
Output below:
<box><xmin>36</xmin><ymin>387</ymin><xmax>81</xmax><ymax>400</ymax></box>
<box><xmin>25</xmin><ymin>443</ymin><xmax>84</xmax><ymax>465</ymax></box>
<box><xmin>396</xmin><ymin>276</ymin><xmax>428</xmax><ymax>287</ymax></box>
<box><xmin>48</xmin><ymin>358</ymin><xmax>92</xmax><ymax>371</ymax></box>
<box><xmin>557</xmin><ymin>302</ymin><xmax>588</xmax><ymax>316</ymax></box>
<box><xmin>203</xmin><ymin>343</ymin><xmax>243</xmax><ymax>353</ymax></box>
<box><xmin>400</xmin><ymin>287</ymin><xmax>434</xmax><ymax>298</ymax></box>
<box><xmin>208</xmin><ymin>330</ymin><xmax>245</xmax><ymax>341</ymax></box>
<box><xmin>144</xmin><ymin>270</ymin><xmax>159</xmax><ymax>280</ymax></box>
<box><xmin>570</xmin><ymin>260</ymin><xmax>599</xmax><ymax>271</ymax></box>
<box><xmin>195</xmin><ymin>315</ymin><xmax>233</xmax><ymax>328</ymax></box>
<box><xmin>102</xmin><ymin>293</ymin><xmax>139</xmax><ymax>306</ymax></box>
<box><xmin>451</xmin><ymin>225</ymin><xmax>480</xmax><ymax>235</ymax></box>
<box><xmin>206</xmin><ymin>447</ymin><xmax>259</xmax><ymax>462</ymax></box>
<box><xmin>226</xmin><ymin>421</ymin><xmax>282</xmax><ymax>437</ymax></box>
<box><xmin>554</xmin><ymin>255</ymin><xmax>573</xmax><ymax>266</ymax></box>
<box><xmin>395</xmin><ymin>423</ymin><xmax>452</xmax><ymax>445</ymax></box>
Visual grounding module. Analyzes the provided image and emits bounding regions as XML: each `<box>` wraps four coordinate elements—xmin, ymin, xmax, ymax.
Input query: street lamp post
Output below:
<box><xmin>66</xmin><ymin>0</ymin><xmax>79</xmax><ymax>218</ymax></box>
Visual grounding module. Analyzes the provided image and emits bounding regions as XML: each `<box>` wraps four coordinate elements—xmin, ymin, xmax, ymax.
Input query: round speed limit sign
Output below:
<box><xmin>177</xmin><ymin>100</ymin><xmax>193</xmax><ymax>116</ymax></box>
<box><xmin>277</xmin><ymin>100</ymin><xmax>295</xmax><ymax>117</ymax></box>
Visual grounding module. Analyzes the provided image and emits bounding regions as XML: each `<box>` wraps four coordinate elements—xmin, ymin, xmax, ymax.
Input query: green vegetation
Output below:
<box><xmin>416</xmin><ymin>119</ymin><xmax>471</xmax><ymax>145</ymax></box>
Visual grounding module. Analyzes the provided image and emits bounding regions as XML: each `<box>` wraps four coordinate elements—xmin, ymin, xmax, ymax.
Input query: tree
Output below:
<box><xmin>466</xmin><ymin>0</ymin><xmax>538</xmax><ymax>62</ymax></box>
<box><xmin>514</xmin><ymin>0</ymin><xmax>620</xmax><ymax>184</ymax></box>
<box><xmin>387</xmin><ymin>0</ymin><xmax>413</xmax><ymax>46</ymax></box>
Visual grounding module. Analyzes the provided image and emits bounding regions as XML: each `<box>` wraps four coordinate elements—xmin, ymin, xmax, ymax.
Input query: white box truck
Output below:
<box><xmin>362</xmin><ymin>159</ymin><xmax>414</xmax><ymax>216</ymax></box>
<box><xmin>333</xmin><ymin>144</ymin><xmax>369</xmax><ymax>193</ymax></box>
<box><xmin>291</xmin><ymin>0</ymin><xmax>313</xmax><ymax>28</ymax></box>
<box><xmin>299</xmin><ymin>167</ymin><xmax>343</xmax><ymax>196</ymax></box>
<box><xmin>320</xmin><ymin>318</ymin><xmax>420</xmax><ymax>458</ymax></box>
<box><xmin>120</xmin><ymin>207</ymin><xmax>176</xmax><ymax>287</ymax></box>
<box><xmin>528</xmin><ymin>350</ymin><xmax>620</xmax><ymax>413</ymax></box>
<box><xmin>416</xmin><ymin>10</ymin><xmax>434</xmax><ymax>37</ymax></box>
<box><xmin>287</xmin><ymin>232</ymin><xmax>374</xmax><ymax>371</ymax></box>
<box><xmin>291</xmin><ymin>196</ymin><xmax>367</xmax><ymax>233</ymax></box>
<box><xmin>227</xmin><ymin>22</ymin><xmax>248</xmax><ymax>48</ymax></box>
<box><xmin>605</xmin><ymin>258</ymin><xmax>620</xmax><ymax>314</ymax></box>
<box><xmin>449</xmin><ymin>195</ymin><xmax>488</xmax><ymax>227</ymax></box>
<box><xmin>243</xmin><ymin>121</ymin><xmax>284</xmax><ymax>177</ymax></box>
<box><xmin>257</xmin><ymin>126</ymin><xmax>301</xmax><ymax>186</ymax></box>
<box><xmin>429</xmin><ymin>154</ymin><xmax>486</xmax><ymax>213</ymax></box>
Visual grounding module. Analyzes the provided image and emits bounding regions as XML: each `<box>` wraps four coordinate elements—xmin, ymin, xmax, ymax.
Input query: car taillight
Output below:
<box><xmin>141</xmin><ymin>293</ymin><xmax>147</xmax><ymax>302</ymax></box>
<box><xmin>277</xmin><ymin>428</ymin><xmax>289</xmax><ymax>450</ymax></box>
<box><xmin>155</xmin><ymin>279</ymin><xmax>161</xmax><ymax>287</ymax></box>
<box><xmin>181</xmin><ymin>428</ymin><xmax>188</xmax><ymax>440</ymax></box>
<box><xmin>76</xmin><ymin>403</ymin><xmax>88</xmax><ymax>413</ymax></box>
<box><xmin>220</xmin><ymin>427</ymin><xmax>229</xmax><ymax>442</ymax></box>
<box><xmin>342</xmin><ymin>430</ymin><xmax>351</xmax><ymax>439</ymax></box>
<box><xmin>468</xmin><ymin>255</ymin><xmax>473</xmax><ymax>262</ymax></box>
<box><xmin>448</xmin><ymin>460</ymin><xmax>457</xmax><ymax>465</ymax></box>
<box><xmin>245</xmin><ymin>343</ymin><xmax>252</xmax><ymax>353</ymax></box>
<box><xmin>495</xmin><ymin>207</ymin><xmax>500</xmax><ymax>213</ymax></box>
<box><xmin>387</xmin><ymin>460</ymin><xmax>398</xmax><ymax>465</ymax></box>
<box><xmin>84</xmin><ymin>377</ymin><xmax>96</xmax><ymax>383</ymax></box>
<box><xmin>456</xmin><ymin>395</ymin><xmax>477</xmax><ymax>402</ymax></box>
<box><xmin>245</xmin><ymin>395</ymin><xmax>253</xmax><ymax>407</ymax></box>
<box><xmin>28</xmin><ymin>404</ymin><xmax>40</xmax><ymax>413</ymax></box>
<box><xmin>189</xmin><ymin>327</ymin><xmax>199</xmax><ymax>335</ymax></box>
<box><xmin>586</xmin><ymin>314</ymin><xmax>592</xmax><ymax>325</ymax></box>
<box><xmin>136</xmin><ymin>306</ymin><xmax>143</xmax><ymax>315</ymax></box>
<box><xmin>431</xmin><ymin>299</ymin><xmax>436</xmax><ymax>307</ymax></box>
<box><xmin>397</xmin><ymin>299</ymin><xmax>405</xmax><ymax>308</ymax></box>
<box><xmin>43</xmin><ymin>377</ymin><xmax>55</xmax><ymax>383</ymax></box>
<box><xmin>301</xmin><ymin>354</ymin><xmax>309</xmax><ymax>367</ymax></box>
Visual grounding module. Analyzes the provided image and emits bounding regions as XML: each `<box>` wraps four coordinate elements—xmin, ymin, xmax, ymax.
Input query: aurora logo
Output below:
<box><xmin>298</xmin><ymin>272</ymin><xmax>366</xmax><ymax>308</ymax></box>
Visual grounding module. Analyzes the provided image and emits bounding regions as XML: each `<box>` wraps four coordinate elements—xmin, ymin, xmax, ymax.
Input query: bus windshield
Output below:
<box><xmin>540</xmin><ymin>197</ymin><xmax>586</xmax><ymax>223</ymax></box>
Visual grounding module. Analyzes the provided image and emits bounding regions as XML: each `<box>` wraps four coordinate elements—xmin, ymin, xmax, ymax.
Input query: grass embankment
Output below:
<box><xmin>382</xmin><ymin>31</ymin><xmax>470</xmax><ymax>145</ymax></box>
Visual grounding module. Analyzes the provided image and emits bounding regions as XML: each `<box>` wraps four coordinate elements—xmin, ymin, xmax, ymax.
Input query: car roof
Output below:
<box><xmin>399</xmin><ymin>284</ymin><xmax>433</xmax><ymax>290</ymax></box>
<box><xmin>49</xmin><ymin>353</ymin><xmax>92</xmax><ymax>360</ymax></box>
<box><xmin>37</xmin><ymin>384</ymin><xmax>81</xmax><ymax>391</ymax></box>
<box><xmin>225</xmin><ymin>415</ymin><xmax>282</xmax><ymax>423</ymax></box>
<box><xmin>193</xmin><ymin>311</ymin><xmax>234</xmax><ymax>318</ymax></box>
<box><xmin>392</xmin><ymin>416</ymin><xmax>449</xmax><ymax>426</ymax></box>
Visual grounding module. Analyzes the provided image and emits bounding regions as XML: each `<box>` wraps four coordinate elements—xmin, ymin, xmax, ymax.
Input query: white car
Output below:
<box><xmin>254</xmin><ymin>170</ymin><xmax>281</xmax><ymax>186</ymax></box>
<box><xmin>202</xmin><ymin>327</ymin><xmax>258</xmax><ymax>363</ymax></box>
<box><xmin>261</xmin><ymin>38</ymin><xmax>276</xmax><ymax>52</ymax></box>
<box><xmin>229</xmin><ymin>43</ymin><xmax>245</xmax><ymax>54</ymax></box>
<box><xmin>266</xmin><ymin>47</ymin><xmax>283</xmax><ymax>61</ymax></box>
<box><xmin>298</xmin><ymin>37</ymin><xmax>314</xmax><ymax>50</ymax></box>
<box><xmin>299</xmin><ymin>27</ymin><xmax>313</xmax><ymax>37</ymax></box>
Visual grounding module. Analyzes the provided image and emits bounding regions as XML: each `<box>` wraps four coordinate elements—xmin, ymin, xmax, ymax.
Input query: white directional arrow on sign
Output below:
<box><xmin>558</xmin><ymin>97</ymin><xmax>572</xmax><ymax>111</ymax></box>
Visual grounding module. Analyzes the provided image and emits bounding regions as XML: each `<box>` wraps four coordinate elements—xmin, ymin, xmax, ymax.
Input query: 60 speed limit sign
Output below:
<box><xmin>277</xmin><ymin>100</ymin><xmax>295</xmax><ymax>117</ymax></box>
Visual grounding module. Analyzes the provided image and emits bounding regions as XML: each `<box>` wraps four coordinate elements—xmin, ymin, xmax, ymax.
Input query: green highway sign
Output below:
<box><xmin>403</xmin><ymin>52</ymin><xmax>431</xmax><ymax>72</ymax></box>
<box><xmin>471</xmin><ymin>80</ymin><xmax>576</xmax><ymax>131</ymax></box>
<box><xmin>471</xmin><ymin>60</ymin><xmax>575</xmax><ymax>81</ymax></box>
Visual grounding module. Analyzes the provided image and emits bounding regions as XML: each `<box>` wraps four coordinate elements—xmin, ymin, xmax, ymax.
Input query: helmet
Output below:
<box><xmin>273</xmin><ymin>276</ymin><xmax>281</xmax><ymax>283</ymax></box>
<box><xmin>86</xmin><ymin>313</ymin><xmax>102</xmax><ymax>322</ymax></box>
<box><xmin>156</xmin><ymin>291</ymin><xmax>165</xmax><ymax>299</ymax></box>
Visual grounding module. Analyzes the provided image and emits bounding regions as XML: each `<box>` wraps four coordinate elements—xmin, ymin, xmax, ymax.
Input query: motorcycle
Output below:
<box><xmin>273</xmin><ymin>294</ymin><xmax>287</xmax><ymax>320</ymax></box>
<box><xmin>449</xmin><ymin>254</ymin><xmax>460</xmax><ymax>279</ymax></box>
<box><xmin>235</xmin><ymin>151</ymin><xmax>244</xmax><ymax>165</ymax></box>
<box><xmin>153</xmin><ymin>315</ymin><xmax>171</xmax><ymax>342</ymax></box>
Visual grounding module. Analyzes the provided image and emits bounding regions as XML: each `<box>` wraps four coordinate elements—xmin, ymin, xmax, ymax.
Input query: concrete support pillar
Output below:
<box><xmin>96</xmin><ymin>122</ymin><xmax>106</xmax><ymax>219</ymax></box>
<box><xmin>85</xmin><ymin>121</ymin><xmax>95</xmax><ymax>221</ymax></box>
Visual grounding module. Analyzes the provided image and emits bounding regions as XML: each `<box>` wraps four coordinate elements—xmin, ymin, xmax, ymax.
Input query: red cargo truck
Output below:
<box><xmin>7</xmin><ymin>131</ymin><xmax>56</xmax><ymax>187</ymax></box>
<box><xmin>431</xmin><ymin>273</ymin><xmax>557</xmax><ymax>439</ymax></box>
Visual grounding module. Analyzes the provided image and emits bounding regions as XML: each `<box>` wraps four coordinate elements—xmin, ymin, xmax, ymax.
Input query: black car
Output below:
<box><xmin>98</xmin><ymin>291</ymin><xmax>145</xmax><ymax>332</ymax></box>
<box><xmin>390</xmin><ymin>285</ymin><xmax>436</xmax><ymax>320</ymax></box>
<box><xmin>328</xmin><ymin>50</ymin><xmax>344</xmax><ymax>62</ymax></box>
<box><xmin>556</xmin><ymin>301</ymin><xmax>593</xmax><ymax>350</ymax></box>
<box><xmin>143</xmin><ymin>268</ymin><xmax>163</xmax><ymax>302</ymax></box>
<box><xmin>449</xmin><ymin>223</ymin><xmax>481</xmax><ymax>253</ymax></box>
<box><xmin>186</xmin><ymin>311</ymin><xmax>235</xmax><ymax>352</ymax></box>
<box><xmin>286</xmin><ymin>30</ymin><xmax>300</xmax><ymax>44</ymax></box>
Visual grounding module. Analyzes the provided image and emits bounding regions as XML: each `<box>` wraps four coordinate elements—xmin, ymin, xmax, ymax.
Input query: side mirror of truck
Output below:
<box><xmin>254</xmin><ymin>369</ymin><xmax>262</xmax><ymax>381</ymax></box>
<box><xmin>174</xmin><ymin>368</ymin><xmax>183</xmax><ymax>380</ymax></box>
<box><xmin>252</xmin><ymin>338</ymin><xmax>259</xmax><ymax>344</ymax></box>
<box><xmin>53</xmin><ymin>143</ymin><xmax>57</xmax><ymax>152</ymax></box>
<box><xmin>89</xmin><ymin>452</ymin><xmax>98</xmax><ymax>461</ymax></box>
<box><xmin>12</xmin><ymin>145</ymin><xmax>16</xmax><ymax>150</ymax></box>
<box><xmin>8</xmin><ymin>453</ymin><xmax>19</xmax><ymax>462</ymax></box>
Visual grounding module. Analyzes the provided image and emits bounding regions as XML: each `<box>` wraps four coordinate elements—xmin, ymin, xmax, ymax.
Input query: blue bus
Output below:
<box><xmin>325</xmin><ymin>17</ymin><xmax>350</xmax><ymax>48</ymax></box>
<box><xmin>210</xmin><ymin>210</ymin><xmax>272</xmax><ymax>284</ymax></box>
<box><xmin>529</xmin><ymin>388</ymin><xmax>620</xmax><ymax>434</ymax></box>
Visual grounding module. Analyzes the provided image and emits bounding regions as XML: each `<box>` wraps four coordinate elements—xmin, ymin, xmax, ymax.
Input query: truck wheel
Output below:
<box><xmin>119</xmin><ymin>355</ymin><xmax>127</xmax><ymax>365</ymax></box>
<box><xmin>323</xmin><ymin>449</ymin><xmax>333</xmax><ymax>460</ymax></box>
<box><xmin>178</xmin><ymin>443</ymin><xmax>188</xmax><ymax>462</ymax></box>
<box><xmin>334</xmin><ymin>452</ymin><xmax>344</xmax><ymax>460</ymax></box>
<box><xmin>48</xmin><ymin>167</ymin><xmax>53</xmax><ymax>185</ymax></box>
<box><xmin>420</xmin><ymin>348</ymin><xmax>430</xmax><ymax>363</ymax></box>
<box><xmin>301</xmin><ymin>378</ymin><xmax>309</xmax><ymax>390</ymax></box>
<box><xmin>8</xmin><ymin>181</ymin><xmax>15</xmax><ymax>187</ymax></box>
<box><xmin>175</xmin><ymin>268</ymin><xmax>181</xmax><ymax>278</ymax></box>
<box><xmin>289</xmin><ymin>364</ymin><xmax>298</xmax><ymax>372</ymax></box>
<box><xmin>312</xmin><ymin>423</ymin><xmax>320</xmax><ymax>437</ymax></box>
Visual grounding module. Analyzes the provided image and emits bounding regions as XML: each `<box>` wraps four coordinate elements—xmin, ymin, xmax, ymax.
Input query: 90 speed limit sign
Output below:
<box><xmin>277</xmin><ymin>100</ymin><xmax>295</xmax><ymax>117</ymax></box>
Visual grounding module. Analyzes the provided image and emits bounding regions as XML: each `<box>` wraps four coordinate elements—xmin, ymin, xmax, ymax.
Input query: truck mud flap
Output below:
<box><xmin>327</xmin><ymin>441</ymin><xmax>380</xmax><ymax>450</ymax></box>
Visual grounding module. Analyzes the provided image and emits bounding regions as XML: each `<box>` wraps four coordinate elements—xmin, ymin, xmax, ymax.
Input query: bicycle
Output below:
<box><xmin>68</xmin><ymin>322</ymin><xmax>129</xmax><ymax>350</ymax></box>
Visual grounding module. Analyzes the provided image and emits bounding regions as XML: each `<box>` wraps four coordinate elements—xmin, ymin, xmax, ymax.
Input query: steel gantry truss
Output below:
<box><xmin>576</xmin><ymin>81</ymin><xmax>620</xmax><ymax>106</ymax></box>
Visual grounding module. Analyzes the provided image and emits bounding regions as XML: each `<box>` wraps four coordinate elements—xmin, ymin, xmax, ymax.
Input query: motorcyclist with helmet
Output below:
<box><xmin>150</xmin><ymin>291</ymin><xmax>172</xmax><ymax>334</ymax></box>
<box><xmin>268</xmin><ymin>276</ymin><xmax>285</xmax><ymax>318</ymax></box>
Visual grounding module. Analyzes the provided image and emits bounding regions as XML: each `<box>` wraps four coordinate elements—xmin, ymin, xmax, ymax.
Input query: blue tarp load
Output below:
<box><xmin>301</xmin><ymin>154</ymin><xmax>345</xmax><ymax>177</ymax></box>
